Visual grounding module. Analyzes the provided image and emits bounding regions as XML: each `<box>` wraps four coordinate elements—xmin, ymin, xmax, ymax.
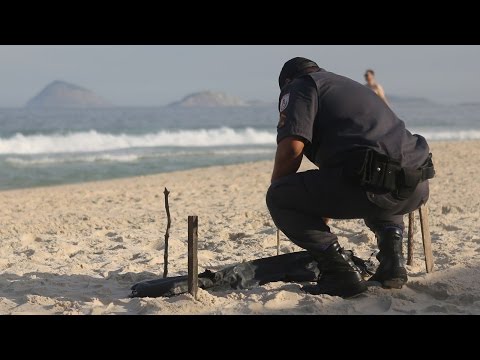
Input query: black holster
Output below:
<box><xmin>343</xmin><ymin>149</ymin><xmax>435</xmax><ymax>201</ymax></box>
<box><xmin>395</xmin><ymin>153</ymin><xmax>435</xmax><ymax>200</ymax></box>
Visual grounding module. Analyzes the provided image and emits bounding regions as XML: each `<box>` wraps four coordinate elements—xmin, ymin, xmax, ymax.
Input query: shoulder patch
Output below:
<box><xmin>279</xmin><ymin>93</ymin><xmax>290</xmax><ymax>112</ymax></box>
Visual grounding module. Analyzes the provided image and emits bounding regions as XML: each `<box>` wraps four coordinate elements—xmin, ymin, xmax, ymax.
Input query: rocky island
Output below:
<box><xmin>26</xmin><ymin>80</ymin><xmax>111</xmax><ymax>108</ymax></box>
<box><xmin>168</xmin><ymin>91</ymin><xmax>247</xmax><ymax>107</ymax></box>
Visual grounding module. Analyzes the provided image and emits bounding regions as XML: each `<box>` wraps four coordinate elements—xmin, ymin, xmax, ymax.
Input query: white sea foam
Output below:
<box><xmin>4</xmin><ymin>148</ymin><xmax>276</xmax><ymax>166</ymax></box>
<box><xmin>5</xmin><ymin>154</ymin><xmax>141</xmax><ymax>165</ymax></box>
<box><xmin>1</xmin><ymin>127</ymin><xmax>478</xmax><ymax>156</ymax></box>
<box><xmin>412</xmin><ymin>129</ymin><xmax>480</xmax><ymax>141</ymax></box>
<box><xmin>0</xmin><ymin>128</ymin><xmax>276</xmax><ymax>155</ymax></box>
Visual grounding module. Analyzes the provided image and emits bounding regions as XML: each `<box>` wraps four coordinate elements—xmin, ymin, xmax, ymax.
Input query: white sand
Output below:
<box><xmin>1</xmin><ymin>141</ymin><xmax>479</xmax><ymax>315</ymax></box>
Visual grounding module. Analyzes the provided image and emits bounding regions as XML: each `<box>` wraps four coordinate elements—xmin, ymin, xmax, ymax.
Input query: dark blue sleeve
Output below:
<box><xmin>276</xmin><ymin>77</ymin><xmax>318</xmax><ymax>145</ymax></box>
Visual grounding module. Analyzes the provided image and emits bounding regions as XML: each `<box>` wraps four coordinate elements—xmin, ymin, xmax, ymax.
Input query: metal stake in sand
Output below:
<box><xmin>188</xmin><ymin>216</ymin><xmax>199</xmax><ymax>299</ymax></box>
<box><xmin>276</xmin><ymin>229</ymin><xmax>280</xmax><ymax>256</ymax></box>
<box><xmin>407</xmin><ymin>212</ymin><xmax>415</xmax><ymax>266</ymax></box>
<box><xmin>163</xmin><ymin>187</ymin><xmax>171</xmax><ymax>278</ymax></box>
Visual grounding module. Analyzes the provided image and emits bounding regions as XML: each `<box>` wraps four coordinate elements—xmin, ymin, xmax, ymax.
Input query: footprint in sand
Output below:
<box><xmin>407</xmin><ymin>281</ymin><xmax>450</xmax><ymax>300</ymax></box>
<box><xmin>442</xmin><ymin>224</ymin><xmax>462</xmax><ymax>231</ymax></box>
<box><xmin>17</xmin><ymin>249</ymin><xmax>35</xmax><ymax>257</ymax></box>
<box><xmin>108</xmin><ymin>245</ymin><xmax>126</xmax><ymax>251</ymax></box>
<box><xmin>423</xmin><ymin>304</ymin><xmax>465</xmax><ymax>314</ymax></box>
<box><xmin>441</xmin><ymin>206</ymin><xmax>464</xmax><ymax>215</ymax></box>
<box><xmin>229</xmin><ymin>232</ymin><xmax>247</xmax><ymax>241</ymax></box>
<box><xmin>105</xmin><ymin>232</ymin><xmax>123</xmax><ymax>242</ymax></box>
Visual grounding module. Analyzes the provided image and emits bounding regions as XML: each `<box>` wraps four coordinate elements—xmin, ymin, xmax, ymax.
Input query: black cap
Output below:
<box><xmin>279</xmin><ymin>57</ymin><xmax>319</xmax><ymax>89</ymax></box>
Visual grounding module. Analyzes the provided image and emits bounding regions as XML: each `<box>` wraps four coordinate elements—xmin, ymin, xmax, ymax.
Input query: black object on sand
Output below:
<box><xmin>130</xmin><ymin>251</ymin><xmax>376</xmax><ymax>298</ymax></box>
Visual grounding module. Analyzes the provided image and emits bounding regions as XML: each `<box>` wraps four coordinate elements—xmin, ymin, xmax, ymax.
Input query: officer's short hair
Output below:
<box><xmin>365</xmin><ymin>69</ymin><xmax>375</xmax><ymax>76</ymax></box>
<box><xmin>279</xmin><ymin>57</ymin><xmax>320</xmax><ymax>89</ymax></box>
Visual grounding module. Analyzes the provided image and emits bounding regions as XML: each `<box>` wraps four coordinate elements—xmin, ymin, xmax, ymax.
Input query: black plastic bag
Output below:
<box><xmin>130</xmin><ymin>250</ymin><xmax>375</xmax><ymax>298</ymax></box>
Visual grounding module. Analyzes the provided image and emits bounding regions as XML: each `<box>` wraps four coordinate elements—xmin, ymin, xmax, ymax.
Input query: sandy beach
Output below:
<box><xmin>0</xmin><ymin>140</ymin><xmax>479</xmax><ymax>315</ymax></box>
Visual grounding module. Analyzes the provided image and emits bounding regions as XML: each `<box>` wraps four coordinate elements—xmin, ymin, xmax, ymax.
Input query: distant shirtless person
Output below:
<box><xmin>365</xmin><ymin>69</ymin><xmax>388</xmax><ymax>104</ymax></box>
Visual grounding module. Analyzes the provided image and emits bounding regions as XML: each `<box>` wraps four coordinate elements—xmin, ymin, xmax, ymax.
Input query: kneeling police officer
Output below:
<box><xmin>266</xmin><ymin>57</ymin><xmax>435</xmax><ymax>298</ymax></box>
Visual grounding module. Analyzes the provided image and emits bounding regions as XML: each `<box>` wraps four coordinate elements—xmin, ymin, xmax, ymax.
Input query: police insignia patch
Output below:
<box><xmin>279</xmin><ymin>93</ymin><xmax>290</xmax><ymax>112</ymax></box>
<box><xmin>277</xmin><ymin>113</ymin><xmax>286</xmax><ymax>128</ymax></box>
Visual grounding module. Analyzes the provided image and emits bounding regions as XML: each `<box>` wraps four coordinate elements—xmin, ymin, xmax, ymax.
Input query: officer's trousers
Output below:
<box><xmin>266</xmin><ymin>167</ymin><xmax>429</xmax><ymax>253</ymax></box>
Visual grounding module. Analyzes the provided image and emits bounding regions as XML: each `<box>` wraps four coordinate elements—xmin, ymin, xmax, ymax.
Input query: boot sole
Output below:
<box><xmin>382</xmin><ymin>279</ymin><xmax>407</xmax><ymax>289</ymax></box>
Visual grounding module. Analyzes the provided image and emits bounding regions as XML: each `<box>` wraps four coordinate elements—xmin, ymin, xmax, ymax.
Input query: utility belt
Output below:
<box><xmin>342</xmin><ymin>149</ymin><xmax>435</xmax><ymax>201</ymax></box>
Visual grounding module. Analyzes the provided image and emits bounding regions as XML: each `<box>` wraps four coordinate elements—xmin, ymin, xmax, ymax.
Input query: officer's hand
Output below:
<box><xmin>323</xmin><ymin>218</ymin><xmax>331</xmax><ymax>225</ymax></box>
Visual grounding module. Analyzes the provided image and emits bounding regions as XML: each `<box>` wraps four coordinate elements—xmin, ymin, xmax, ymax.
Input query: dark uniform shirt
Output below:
<box><xmin>277</xmin><ymin>69</ymin><xmax>430</xmax><ymax>170</ymax></box>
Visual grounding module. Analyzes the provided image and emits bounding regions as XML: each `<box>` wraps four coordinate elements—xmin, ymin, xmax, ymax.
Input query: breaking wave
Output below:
<box><xmin>1</xmin><ymin>127</ymin><xmax>478</xmax><ymax>156</ymax></box>
<box><xmin>4</xmin><ymin>148</ymin><xmax>275</xmax><ymax>166</ymax></box>
<box><xmin>412</xmin><ymin>129</ymin><xmax>480</xmax><ymax>141</ymax></box>
<box><xmin>0</xmin><ymin>128</ymin><xmax>276</xmax><ymax>155</ymax></box>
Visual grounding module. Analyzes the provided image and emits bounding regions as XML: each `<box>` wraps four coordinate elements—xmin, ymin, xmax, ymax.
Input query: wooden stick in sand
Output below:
<box><xmin>419</xmin><ymin>206</ymin><xmax>434</xmax><ymax>273</ymax></box>
<box><xmin>276</xmin><ymin>229</ymin><xmax>280</xmax><ymax>256</ymax></box>
<box><xmin>163</xmin><ymin>187</ymin><xmax>171</xmax><ymax>278</ymax></box>
<box><xmin>188</xmin><ymin>216</ymin><xmax>199</xmax><ymax>299</ymax></box>
<box><xmin>407</xmin><ymin>212</ymin><xmax>415</xmax><ymax>266</ymax></box>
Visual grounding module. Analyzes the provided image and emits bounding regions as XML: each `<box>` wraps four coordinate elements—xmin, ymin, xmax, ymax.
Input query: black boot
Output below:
<box><xmin>304</xmin><ymin>242</ymin><xmax>368</xmax><ymax>298</ymax></box>
<box><xmin>369</xmin><ymin>227</ymin><xmax>408</xmax><ymax>289</ymax></box>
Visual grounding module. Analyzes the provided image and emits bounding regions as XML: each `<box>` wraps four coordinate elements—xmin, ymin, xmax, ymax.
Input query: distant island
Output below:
<box><xmin>168</xmin><ymin>91</ymin><xmax>248</xmax><ymax>107</ymax></box>
<box><xmin>26</xmin><ymin>80</ymin><xmax>111</xmax><ymax>108</ymax></box>
<box><xmin>459</xmin><ymin>102</ymin><xmax>480</xmax><ymax>106</ymax></box>
<box><xmin>24</xmin><ymin>83</ymin><xmax>442</xmax><ymax>109</ymax></box>
<box><xmin>388</xmin><ymin>95</ymin><xmax>435</xmax><ymax>104</ymax></box>
<box><xmin>168</xmin><ymin>91</ymin><xmax>436</xmax><ymax>108</ymax></box>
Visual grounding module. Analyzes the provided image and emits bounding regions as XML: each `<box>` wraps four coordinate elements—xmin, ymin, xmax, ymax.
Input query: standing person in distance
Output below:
<box><xmin>365</xmin><ymin>69</ymin><xmax>388</xmax><ymax>104</ymax></box>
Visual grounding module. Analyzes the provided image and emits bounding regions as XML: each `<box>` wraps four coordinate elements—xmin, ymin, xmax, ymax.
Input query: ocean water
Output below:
<box><xmin>0</xmin><ymin>101</ymin><xmax>479</xmax><ymax>191</ymax></box>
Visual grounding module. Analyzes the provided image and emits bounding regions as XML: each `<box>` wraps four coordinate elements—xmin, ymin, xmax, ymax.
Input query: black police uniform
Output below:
<box><xmin>266</xmin><ymin>69</ymin><xmax>431</xmax><ymax>254</ymax></box>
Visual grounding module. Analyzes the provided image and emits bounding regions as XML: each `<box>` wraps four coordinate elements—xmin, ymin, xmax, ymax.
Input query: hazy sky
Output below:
<box><xmin>0</xmin><ymin>45</ymin><xmax>478</xmax><ymax>107</ymax></box>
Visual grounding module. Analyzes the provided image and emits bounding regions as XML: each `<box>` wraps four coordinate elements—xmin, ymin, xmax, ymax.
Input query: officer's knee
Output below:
<box><xmin>266</xmin><ymin>184</ymin><xmax>279</xmax><ymax>211</ymax></box>
<box><xmin>267</xmin><ymin>182</ymin><xmax>287</xmax><ymax>213</ymax></box>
